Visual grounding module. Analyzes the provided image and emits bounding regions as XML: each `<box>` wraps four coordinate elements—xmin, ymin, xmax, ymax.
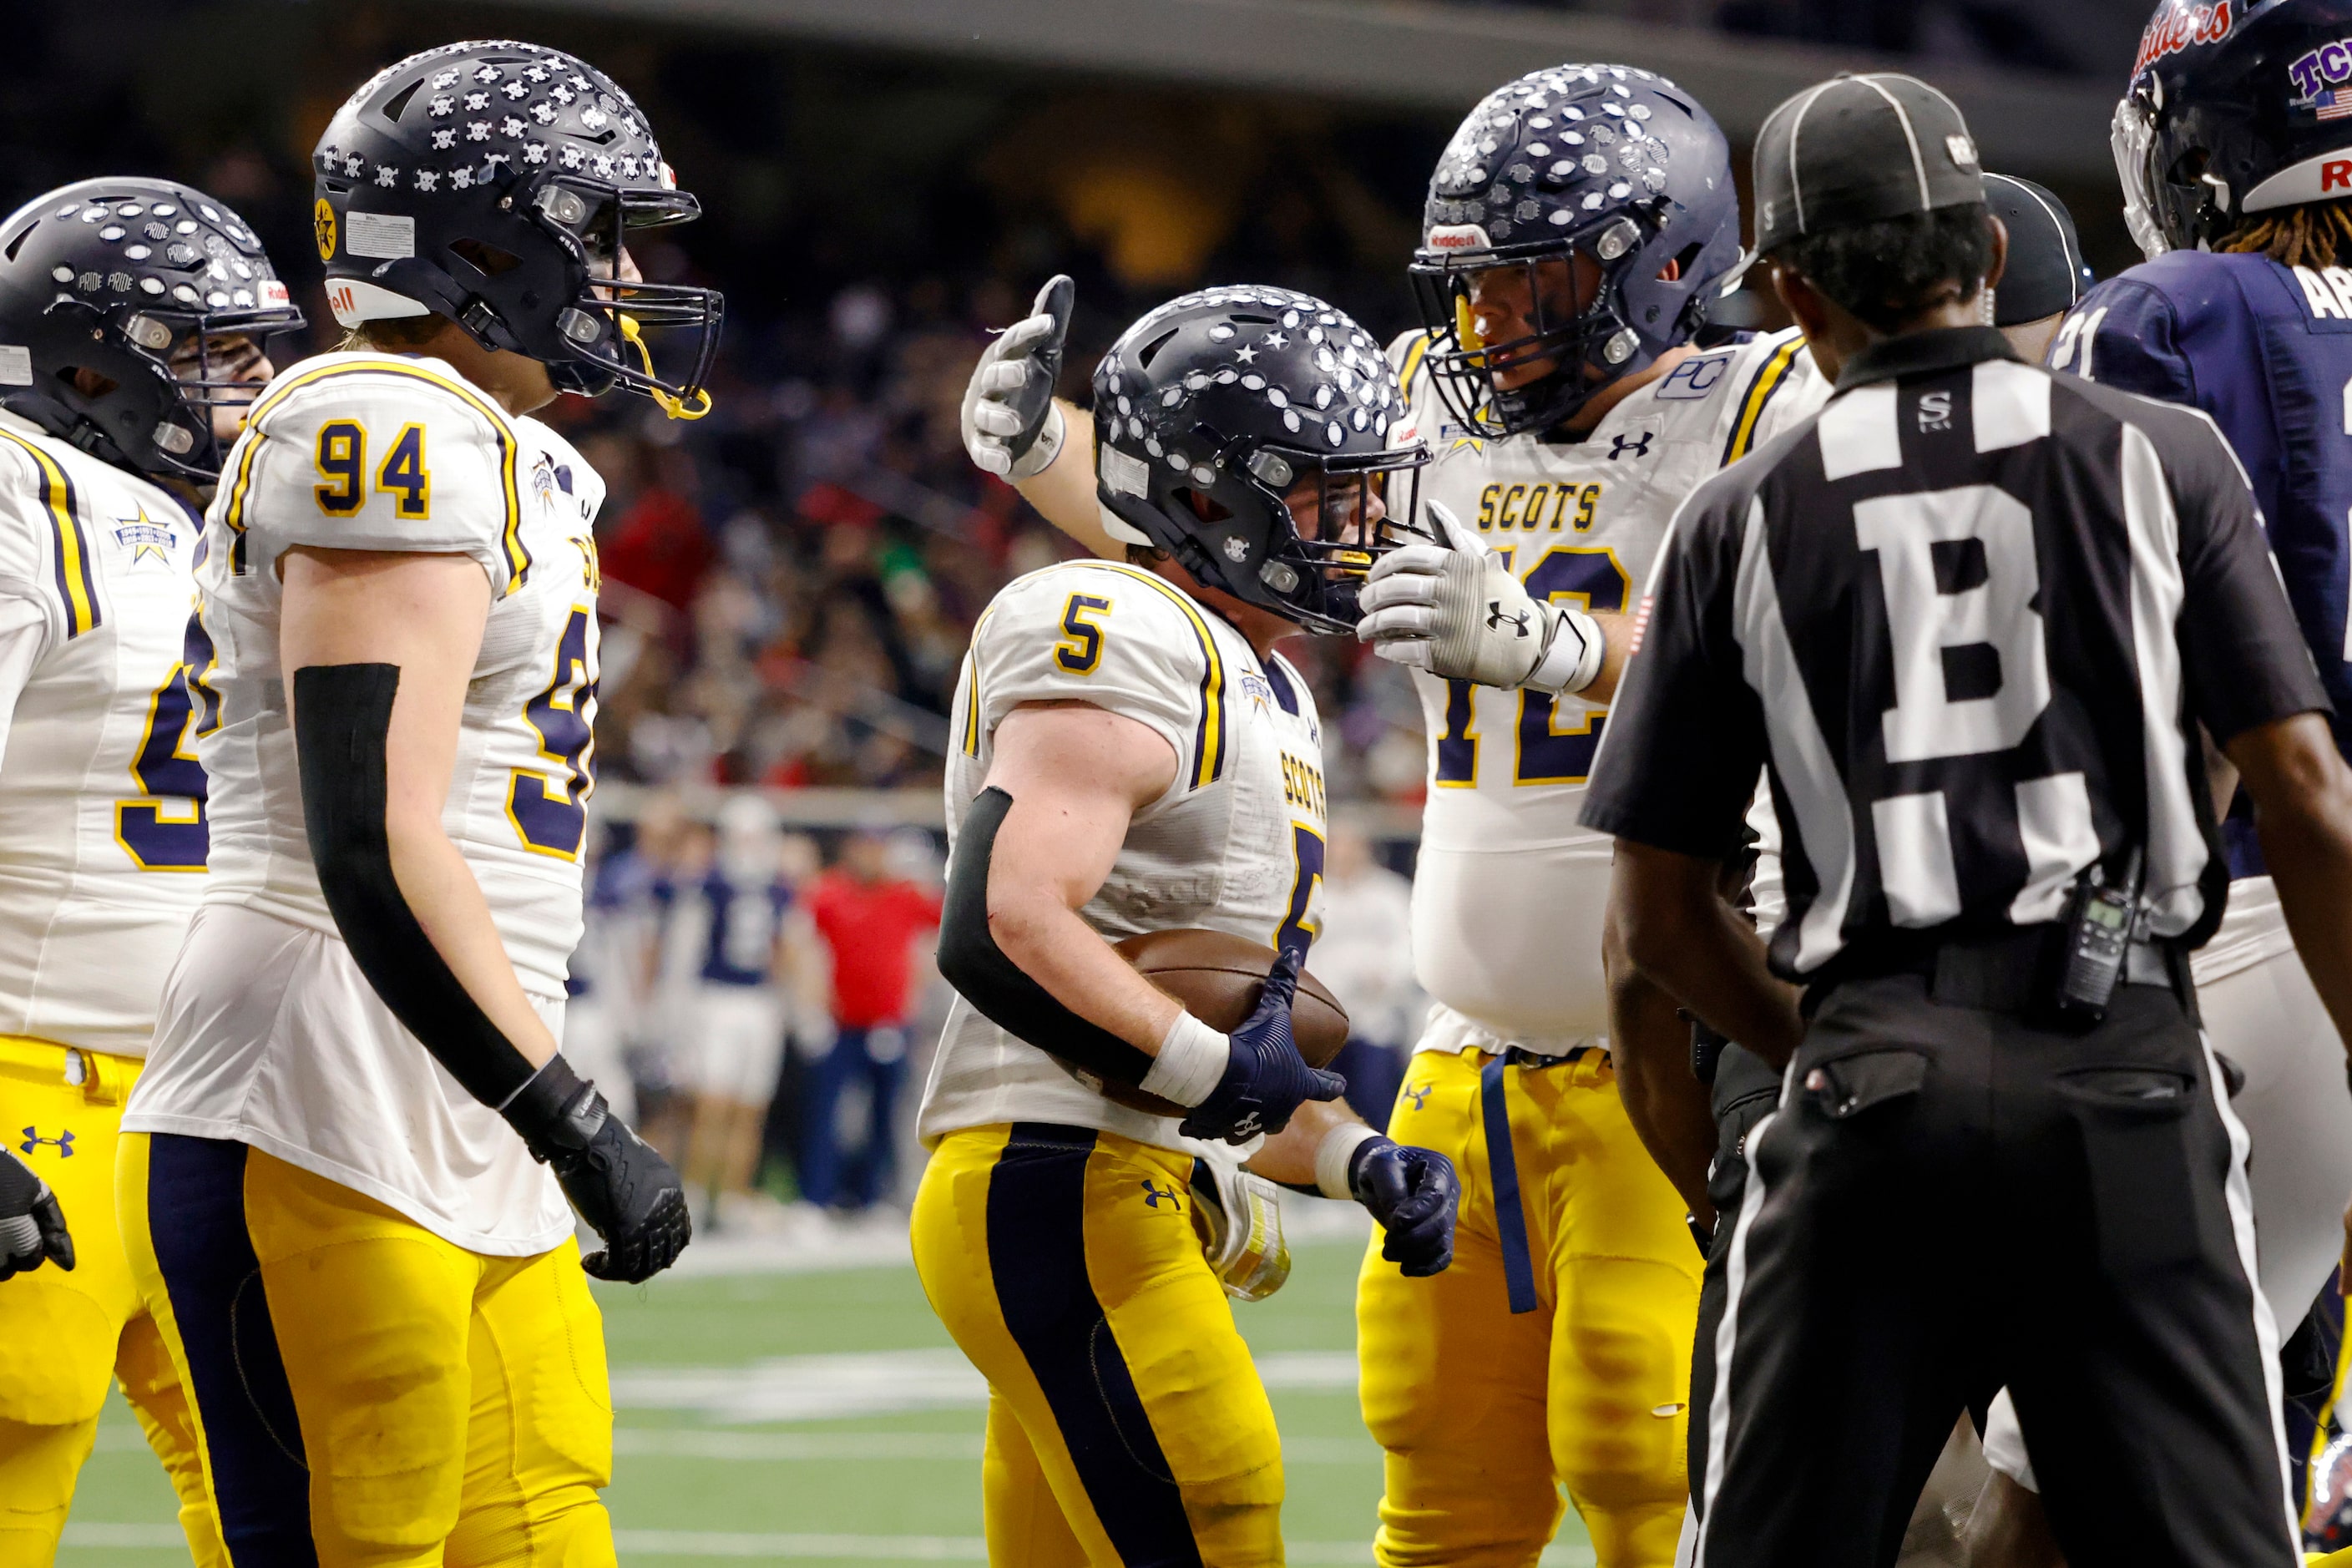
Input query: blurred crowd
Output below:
<box><xmin>559</xmin><ymin>271</ymin><xmax>1439</xmax><ymax>810</ymax></box>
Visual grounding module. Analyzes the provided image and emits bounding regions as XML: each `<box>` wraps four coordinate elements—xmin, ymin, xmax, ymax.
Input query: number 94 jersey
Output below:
<box><xmin>190</xmin><ymin>352</ymin><xmax>604</xmax><ymax>998</ymax></box>
<box><xmin>1387</xmin><ymin>327</ymin><xmax>1824</xmax><ymax>1044</ymax></box>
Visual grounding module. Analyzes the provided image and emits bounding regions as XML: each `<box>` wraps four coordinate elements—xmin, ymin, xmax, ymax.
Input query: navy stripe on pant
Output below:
<box><xmin>147</xmin><ymin>1134</ymin><xmax>316</xmax><ymax>1567</ymax></box>
<box><xmin>986</xmin><ymin>1121</ymin><xmax>1201</xmax><ymax>1567</ymax></box>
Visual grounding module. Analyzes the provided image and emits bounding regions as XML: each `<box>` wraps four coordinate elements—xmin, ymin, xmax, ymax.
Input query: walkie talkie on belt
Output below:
<box><xmin>2051</xmin><ymin>847</ymin><xmax>2144</xmax><ymax>1028</ymax></box>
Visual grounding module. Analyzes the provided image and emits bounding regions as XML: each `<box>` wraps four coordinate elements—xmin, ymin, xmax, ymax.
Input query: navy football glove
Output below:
<box><xmin>0</xmin><ymin>1146</ymin><xmax>72</xmax><ymax>1281</ymax></box>
<box><xmin>1179</xmin><ymin>944</ymin><xmax>1347</xmax><ymax>1146</ymax></box>
<box><xmin>505</xmin><ymin>1056</ymin><xmax>690</xmax><ymax>1283</ymax></box>
<box><xmin>1350</xmin><ymin>1136</ymin><xmax>1459</xmax><ymax>1277</ymax></box>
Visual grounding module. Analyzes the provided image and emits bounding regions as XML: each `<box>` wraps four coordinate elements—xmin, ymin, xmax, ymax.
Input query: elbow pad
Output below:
<box><xmin>292</xmin><ymin>663</ymin><xmax>538</xmax><ymax>1110</ymax></box>
<box><xmin>938</xmin><ymin>787</ymin><xmax>1156</xmax><ymax>1088</ymax></box>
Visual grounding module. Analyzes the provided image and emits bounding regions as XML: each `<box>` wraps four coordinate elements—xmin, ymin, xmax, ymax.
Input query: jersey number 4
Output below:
<box><xmin>506</xmin><ymin>606</ymin><xmax>598</xmax><ymax>859</ymax></box>
<box><xmin>115</xmin><ymin>613</ymin><xmax>221</xmax><ymax>872</ymax></box>
<box><xmin>1433</xmin><ymin>547</ymin><xmax>1630</xmax><ymax>786</ymax></box>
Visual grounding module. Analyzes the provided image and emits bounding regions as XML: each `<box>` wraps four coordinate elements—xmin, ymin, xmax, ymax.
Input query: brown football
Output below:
<box><xmin>1060</xmin><ymin>928</ymin><xmax>1350</xmax><ymax>1119</ymax></box>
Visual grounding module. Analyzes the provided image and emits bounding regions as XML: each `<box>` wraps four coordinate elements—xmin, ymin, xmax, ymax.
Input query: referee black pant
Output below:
<box><xmin>1688</xmin><ymin>972</ymin><xmax>2299</xmax><ymax>1568</ymax></box>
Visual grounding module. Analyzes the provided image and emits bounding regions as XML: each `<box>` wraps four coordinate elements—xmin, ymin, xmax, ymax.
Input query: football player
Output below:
<box><xmin>962</xmin><ymin>64</ymin><xmax>1830</xmax><ymax>1565</ymax></box>
<box><xmin>923</xmin><ymin>286</ymin><xmax>1461</xmax><ymax>1567</ymax></box>
<box><xmin>0</xmin><ymin>175</ymin><xmax>301</xmax><ymax>1566</ymax></box>
<box><xmin>118</xmin><ymin>40</ymin><xmax>718</xmax><ymax>1563</ymax></box>
<box><xmin>1964</xmin><ymin>1</ymin><xmax>2352</xmax><ymax>1560</ymax></box>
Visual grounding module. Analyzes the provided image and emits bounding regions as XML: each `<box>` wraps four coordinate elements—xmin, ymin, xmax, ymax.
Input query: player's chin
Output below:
<box><xmin>1490</xmin><ymin>357</ymin><xmax>1560</xmax><ymax>392</ymax></box>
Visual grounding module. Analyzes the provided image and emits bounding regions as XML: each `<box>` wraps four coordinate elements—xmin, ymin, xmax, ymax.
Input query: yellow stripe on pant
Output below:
<box><xmin>911</xmin><ymin>1122</ymin><xmax>1284</xmax><ymax>1567</ymax></box>
<box><xmin>1358</xmin><ymin>1048</ymin><xmax>1702</xmax><ymax>1568</ymax></box>
<box><xmin>117</xmin><ymin>1132</ymin><xmax>615</xmax><ymax>1567</ymax></box>
<box><xmin>0</xmin><ymin>1037</ymin><xmax>220</xmax><ymax>1568</ymax></box>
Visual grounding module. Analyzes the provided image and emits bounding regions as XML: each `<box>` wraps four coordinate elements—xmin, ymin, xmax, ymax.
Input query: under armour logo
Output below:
<box><xmin>1609</xmin><ymin>431</ymin><xmax>1654</xmax><ymax>461</ymax></box>
<box><xmin>1141</xmin><ymin>1180</ymin><xmax>1184</xmax><ymax>1211</ymax></box>
<box><xmin>1229</xmin><ymin>1111</ymin><xmax>1265</xmax><ymax>1140</ymax></box>
<box><xmin>18</xmin><ymin>1127</ymin><xmax>71</xmax><ymax>1158</ymax></box>
<box><xmin>1401</xmin><ymin>1084</ymin><xmax>1433</xmax><ymax>1111</ymax></box>
<box><xmin>1486</xmin><ymin>603</ymin><xmax>1533</xmax><ymax>636</ymax></box>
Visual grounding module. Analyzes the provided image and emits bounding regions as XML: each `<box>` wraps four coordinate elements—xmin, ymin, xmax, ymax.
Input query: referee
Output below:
<box><xmin>1586</xmin><ymin>74</ymin><xmax>2352</xmax><ymax>1567</ymax></box>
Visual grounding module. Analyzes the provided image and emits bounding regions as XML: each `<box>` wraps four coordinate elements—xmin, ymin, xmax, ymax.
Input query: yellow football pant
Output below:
<box><xmin>913</xmin><ymin>1122</ymin><xmax>1284</xmax><ymax>1567</ymax></box>
<box><xmin>118</xmin><ymin>1131</ymin><xmax>615</xmax><ymax>1567</ymax></box>
<box><xmin>0</xmin><ymin>1039</ymin><xmax>220</xmax><ymax>1568</ymax></box>
<box><xmin>1358</xmin><ymin>1048</ymin><xmax>1702</xmax><ymax>1568</ymax></box>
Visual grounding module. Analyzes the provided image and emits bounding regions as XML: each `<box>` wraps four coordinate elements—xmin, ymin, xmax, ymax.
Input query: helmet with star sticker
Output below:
<box><xmin>1409</xmin><ymin>63</ymin><xmax>1743</xmax><ymax>439</ymax></box>
<box><xmin>0</xmin><ymin>176</ymin><xmax>305</xmax><ymax>483</ymax></box>
<box><xmin>1091</xmin><ymin>286</ymin><xmax>1430</xmax><ymax>635</ymax></box>
<box><xmin>313</xmin><ymin>39</ymin><xmax>722</xmax><ymax>415</ymax></box>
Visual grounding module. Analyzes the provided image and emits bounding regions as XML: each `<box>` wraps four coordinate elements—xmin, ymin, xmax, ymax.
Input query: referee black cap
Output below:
<box><xmin>1753</xmin><ymin>73</ymin><xmax>1984</xmax><ymax>255</ymax></box>
<box><xmin>1984</xmin><ymin>173</ymin><xmax>2092</xmax><ymax>326</ymax></box>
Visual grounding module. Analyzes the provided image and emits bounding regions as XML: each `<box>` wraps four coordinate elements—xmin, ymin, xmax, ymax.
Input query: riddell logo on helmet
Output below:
<box><xmin>2134</xmin><ymin>0</ymin><xmax>2232</xmax><ymax>75</ymax></box>
<box><xmin>2328</xmin><ymin>160</ymin><xmax>2352</xmax><ymax>191</ymax></box>
<box><xmin>1427</xmin><ymin>225</ymin><xmax>1492</xmax><ymax>250</ymax></box>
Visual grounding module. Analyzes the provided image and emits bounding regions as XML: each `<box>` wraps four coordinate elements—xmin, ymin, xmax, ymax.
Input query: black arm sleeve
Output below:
<box><xmin>292</xmin><ymin>663</ymin><xmax>541</xmax><ymax>1111</ymax></box>
<box><xmin>937</xmin><ymin>786</ymin><xmax>1157</xmax><ymax>1087</ymax></box>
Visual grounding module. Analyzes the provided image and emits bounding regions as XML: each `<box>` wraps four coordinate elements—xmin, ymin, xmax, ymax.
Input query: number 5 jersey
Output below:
<box><xmin>125</xmin><ymin>352</ymin><xmax>604</xmax><ymax>1255</ymax></box>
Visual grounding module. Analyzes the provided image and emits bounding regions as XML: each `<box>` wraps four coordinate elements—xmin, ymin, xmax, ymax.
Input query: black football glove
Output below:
<box><xmin>1350</xmin><ymin>1136</ymin><xmax>1459</xmax><ymax>1277</ymax></box>
<box><xmin>503</xmin><ymin>1057</ymin><xmax>690</xmax><ymax>1283</ymax></box>
<box><xmin>1179</xmin><ymin>944</ymin><xmax>1347</xmax><ymax>1146</ymax></box>
<box><xmin>0</xmin><ymin>1146</ymin><xmax>72</xmax><ymax>1281</ymax></box>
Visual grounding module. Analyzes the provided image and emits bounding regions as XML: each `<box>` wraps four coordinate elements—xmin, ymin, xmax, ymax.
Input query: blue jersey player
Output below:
<box><xmin>1970</xmin><ymin>3</ymin><xmax>2352</xmax><ymax>1560</ymax></box>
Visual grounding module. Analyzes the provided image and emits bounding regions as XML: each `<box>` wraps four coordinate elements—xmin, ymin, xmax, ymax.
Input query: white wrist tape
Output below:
<box><xmin>1141</xmin><ymin>1011</ymin><xmax>1228</xmax><ymax>1108</ymax></box>
<box><xmin>1525</xmin><ymin>604</ymin><xmax>1606</xmax><ymax>695</ymax></box>
<box><xmin>1314</xmin><ymin>1123</ymin><xmax>1383</xmax><ymax>1201</ymax></box>
<box><xmin>1008</xmin><ymin>400</ymin><xmax>1066</xmax><ymax>481</ymax></box>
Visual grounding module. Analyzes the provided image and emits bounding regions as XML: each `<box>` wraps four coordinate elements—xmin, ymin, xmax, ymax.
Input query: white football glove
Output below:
<box><xmin>961</xmin><ymin>276</ymin><xmax>1074</xmax><ymax>481</ymax></box>
<box><xmin>1356</xmin><ymin>501</ymin><xmax>1606</xmax><ymax>694</ymax></box>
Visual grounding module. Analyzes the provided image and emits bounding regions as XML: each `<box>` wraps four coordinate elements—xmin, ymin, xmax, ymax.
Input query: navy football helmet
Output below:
<box><xmin>314</xmin><ymin>40</ymin><xmax>721</xmax><ymax>413</ymax></box>
<box><xmin>1091</xmin><ymin>287</ymin><xmax>1429</xmax><ymax>634</ymax></box>
<box><xmin>2116</xmin><ymin>0</ymin><xmax>2352</xmax><ymax>258</ymax></box>
<box><xmin>0</xmin><ymin>178</ymin><xmax>304</xmax><ymax>483</ymax></box>
<box><xmin>1409</xmin><ymin>63</ymin><xmax>1744</xmax><ymax>439</ymax></box>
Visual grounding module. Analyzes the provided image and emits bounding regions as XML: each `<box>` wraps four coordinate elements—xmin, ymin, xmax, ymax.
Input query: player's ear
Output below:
<box><xmin>1981</xmin><ymin>212</ymin><xmax>2011</xmax><ymax>298</ymax></box>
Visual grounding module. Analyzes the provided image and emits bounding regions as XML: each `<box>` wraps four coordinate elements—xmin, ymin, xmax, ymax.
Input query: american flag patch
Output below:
<box><xmin>1628</xmin><ymin>593</ymin><xmax>1655</xmax><ymax>656</ymax></box>
<box><xmin>2318</xmin><ymin>90</ymin><xmax>2352</xmax><ymax>121</ymax></box>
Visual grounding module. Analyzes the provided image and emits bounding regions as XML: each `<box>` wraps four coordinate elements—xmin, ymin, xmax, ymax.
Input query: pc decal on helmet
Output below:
<box><xmin>1409</xmin><ymin>64</ymin><xmax>1744</xmax><ymax>439</ymax></box>
<box><xmin>1091</xmin><ymin>287</ymin><xmax>1429</xmax><ymax>635</ymax></box>
<box><xmin>2114</xmin><ymin>0</ymin><xmax>2352</xmax><ymax>258</ymax></box>
<box><xmin>0</xmin><ymin>178</ymin><xmax>304</xmax><ymax>482</ymax></box>
<box><xmin>313</xmin><ymin>39</ymin><xmax>722</xmax><ymax>416</ymax></box>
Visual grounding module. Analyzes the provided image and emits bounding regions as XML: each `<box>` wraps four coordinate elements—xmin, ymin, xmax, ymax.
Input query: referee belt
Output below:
<box><xmin>1808</xmin><ymin>925</ymin><xmax>2189</xmax><ymax>1018</ymax></box>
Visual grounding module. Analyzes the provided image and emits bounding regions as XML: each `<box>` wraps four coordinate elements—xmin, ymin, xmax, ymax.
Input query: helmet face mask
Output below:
<box><xmin>0</xmin><ymin>178</ymin><xmax>304</xmax><ymax>483</ymax></box>
<box><xmin>315</xmin><ymin>40</ymin><xmax>723</xmax><ymax>418</ymax></box>
<box><xmin>1410</xmin><ymin>63</ymin><xmax>1743</xmax><ymax>441</ymax></box>
<box><xmin>1409</xmin><ymin>234</ymin><xmax>1641</xmax><ymax>443</ymax></box>
<box><xmin>1093</xmin><ymin>286</ymin><xmax>1431</xmax><ymax>635</ymax></box>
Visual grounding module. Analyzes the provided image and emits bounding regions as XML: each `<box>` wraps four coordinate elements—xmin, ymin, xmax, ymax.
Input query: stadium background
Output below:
<box><xmin>25</xmin><ymin>1</ymin><xmax>2145</xmax><ymax>1560</ymax></box>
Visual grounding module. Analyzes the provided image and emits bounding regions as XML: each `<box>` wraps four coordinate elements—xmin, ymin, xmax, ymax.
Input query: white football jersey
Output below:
<box><xmin>125</xmin><ymin>352</ymin><xmax>604</xmax><ymax>1253</ymax></box>
<box><xmin>0</xmin><ymin>411</ymin><xmax>207</xmax><ymax>1059</ymax></box>
<box><xmin>921</xmin><ymin>559</ymin><xmax>1328</xmax><ymax>1156</ymax></box>
<box><xmin>1388</xmin><ymin>328</ymin><xmax>1828</xmax><ymax>1050</ymax></box>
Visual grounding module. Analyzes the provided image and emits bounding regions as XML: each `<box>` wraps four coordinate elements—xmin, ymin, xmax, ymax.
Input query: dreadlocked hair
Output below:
<box><xmin>2218</xmin><ymin>202</ymin><xmax>2352</xmax><ymax>270</ymax></box>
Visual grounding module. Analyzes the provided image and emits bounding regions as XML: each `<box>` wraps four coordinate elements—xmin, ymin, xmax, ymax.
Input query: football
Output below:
<box><xmin>1058</xmin><ymin>928</ymin><xmax>1351</xmax><ymax>1119</ymax></box>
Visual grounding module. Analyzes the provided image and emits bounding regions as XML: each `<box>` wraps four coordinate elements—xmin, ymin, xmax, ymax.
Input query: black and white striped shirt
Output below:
<box><xmin>1581</xmin><ymin>326</ymin><xmax>2326</xmax><ymax>979</ymax></box>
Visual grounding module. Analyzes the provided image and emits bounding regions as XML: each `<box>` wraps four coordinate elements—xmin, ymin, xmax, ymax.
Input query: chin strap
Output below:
<box><xmin>617</xmin><ymin>313</ymin><xmax>712</xmax><ymax>421</ymax></box>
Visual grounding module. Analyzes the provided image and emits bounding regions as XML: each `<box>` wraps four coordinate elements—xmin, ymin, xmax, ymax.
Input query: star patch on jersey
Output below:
<box><xmin>110</xmin><ymin>508</ymin><xmax>177</xmax><ymax>567</ymax></box>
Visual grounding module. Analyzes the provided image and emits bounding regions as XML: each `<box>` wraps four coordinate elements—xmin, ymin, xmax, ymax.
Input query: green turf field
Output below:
<box><xmin>61</xmin><ymin>1238</ymin><xmax>1598</xmax><ymax>1565</ymax></box>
